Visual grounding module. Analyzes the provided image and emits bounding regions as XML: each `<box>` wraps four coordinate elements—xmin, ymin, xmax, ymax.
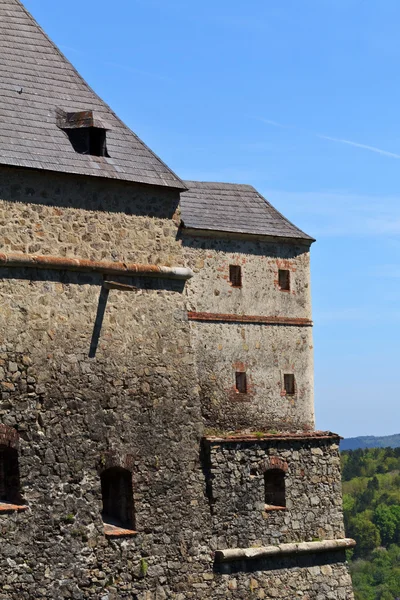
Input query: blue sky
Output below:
<box><xmin>24</xmin><ymin>0</ymin><xmax>400</xmax><ymax>438</ymax></box>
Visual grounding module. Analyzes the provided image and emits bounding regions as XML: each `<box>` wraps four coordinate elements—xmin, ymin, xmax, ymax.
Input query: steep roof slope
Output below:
<box><xmin>181</xmin><ymin>181</ymin><xmax>314</xmax><ymax>241</ymax></box>
<box><xmin>0</xmin><ymin>0</ymin><xmax>185</xmax><ymax>189</ymax></box>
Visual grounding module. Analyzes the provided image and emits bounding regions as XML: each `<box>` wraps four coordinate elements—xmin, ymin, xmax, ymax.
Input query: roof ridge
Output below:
<box><xmin>184</xmin><ymin>180</ymin><xmax>256</xmax><ymax>190</ymax></box>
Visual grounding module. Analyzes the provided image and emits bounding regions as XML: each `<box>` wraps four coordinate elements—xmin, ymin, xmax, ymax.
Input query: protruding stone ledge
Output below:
<box><xmin>188</xmin><ymin>311</ymin><xmax>313</xmax><ymax>326</ymax></box>
<box><xmin>204</xmin><ymin>430</ymin><xmax>342</xmax><ymax>444</ymax></box>
<box><xmin>0</xmin><ymin>503</ymin><xmax>28</xmax><ymax>514</ymax></box>
<box><xmin>0</xmin><ymin>252</ymin><xmax>194</xmax><ymax>280</ymax></box>
<box><xmin>104</xmin><ymin>523</ymin><xmax>138</xmax><ymax>538</ymax></box>
<box><xmin>215</xmin><ymin>538</ymin><xmax>356</xmax><ymax>563</ymax></box>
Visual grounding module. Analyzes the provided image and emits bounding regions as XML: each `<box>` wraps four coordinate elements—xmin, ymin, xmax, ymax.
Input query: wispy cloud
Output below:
<box><xmin>258</xmin><ymin>117</ymin><xmax>400</xmax><ymax>160</ymax></box>
<box><xmin>257</xmin><ymin>118</ymin><xmax>291</xmax><ymax>129</ymax></box>
<box><xmin>317</xmin><ymin>134</ymin><xmax>400</xmax><ymax>159</ymax></box>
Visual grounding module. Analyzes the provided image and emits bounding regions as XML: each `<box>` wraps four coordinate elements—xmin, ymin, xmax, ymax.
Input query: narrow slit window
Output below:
<box><xmin>229</xmin><ymin>265</ymin><xmax>242</xmax><ymax>288</ymax></box>
<box><xmin>101</xmin><ymin>467</ymin><xmax>135</xmax><ymax>531</ymax></box>
<box><xmin>284</xmin><ymin>374</ymin><xmax>295</xmax><ymax>396</ymax></box>
<box><xmin>278</xmin><ymin>269</ymin><xmax>290</xmax><ymax>291</ymax></box>
<box><xmin>0</xmin><ymin>447</ymin><xmax>23</xmax><ymax>506</ymax></box>
<box><xmin>235</xmin><ymin>371</ymin><xmax>247</xmax><ymax>394</ymax></box>
<box><xmin>265</xmin><ymin>469</ymin><xmax>286</xmax><ymax>508</ymax></box>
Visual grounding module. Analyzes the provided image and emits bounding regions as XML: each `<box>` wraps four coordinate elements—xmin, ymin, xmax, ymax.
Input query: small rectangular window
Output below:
<box><xmin>278</xmin><ymin>269</ymin><xmax>290</xmax><ymax>291</ymax></box>
<box><xmin>235</xmin><ymin>371</ymin><xmax>247</xmax><ymax>393</ymax></box>
<box><xmin>284</xmin><ymin>374</ymin><xmax>295</xmax><ymax>395</ymax></box>
<box><xmin>229</xmin><ymin>265</ymin><xmax>242</xmax><ymax>288</ymax></box>
<box><xmin>65</xmin><ymin>127</ymin><xmax>109</xmax><ymax>157</ymax></box>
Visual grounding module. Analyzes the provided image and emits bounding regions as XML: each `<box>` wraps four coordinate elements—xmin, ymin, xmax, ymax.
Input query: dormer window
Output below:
<box><xmin>66</xmin><ymin>127</ymin><xmax>108</xmax><ymax>157</ymax></box>
<box><xmin>57</xmin><ymin>109</ymin><xmax>109</xmax><ymax>157</ymax></box>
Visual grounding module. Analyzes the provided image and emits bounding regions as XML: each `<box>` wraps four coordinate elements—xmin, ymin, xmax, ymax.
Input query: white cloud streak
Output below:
<box><xmin>317</xmin><ymin>134</ymin><xmax>400</xmax><ymax>159</ymax></box>
<box><xmin>258</xmin><ymin>117</ymin><xmax>400</xmax><ymax>160</ymax></box>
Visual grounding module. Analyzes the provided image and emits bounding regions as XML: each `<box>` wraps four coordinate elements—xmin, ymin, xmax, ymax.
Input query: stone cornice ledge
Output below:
<box><xmin>188</xmin><ymin>312</ymin><xmax>312</xmax><ymax>326</ymax></box>
<box><xmin>0</xmin><ymin>252</ymin><xmax>193</xmax><ymax>280</ymax></box>
<box><xmin>215</xmin><ymin>538</ymin><xmax>356</xmax><ymax>562</ymax></box>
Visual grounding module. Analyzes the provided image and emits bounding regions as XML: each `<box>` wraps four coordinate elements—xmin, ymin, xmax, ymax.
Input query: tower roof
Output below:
<box><xmin>0</xmin><ymin>0</ymin><xmax>186</xmax><ymax>189</ymax></box>
<box><xmin>181</xmin><ymin>181</ymin><xmax>314</xmax><ymax>241</ymax></box>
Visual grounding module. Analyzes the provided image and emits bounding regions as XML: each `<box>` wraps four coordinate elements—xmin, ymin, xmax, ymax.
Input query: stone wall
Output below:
<box><xmin>211</xmin><ymin>551</ymin><xmax>354</xmax><ymax>599</ymax></box>
<box><xmin>0</xmin><ymin>166</ymin><xmax>353</xmax><ymax>599</ymax></box>
<box><xmin>0</xmin><ymin>166</ymin><xmax>210</xmax><ymax>599</ymax></box>
<box><xmin>0</xmin><ymin>165</ymin><xmax>182</xmax><ymax>265</ymax></box>
<box><xmin>182</xmin><ymin>232</ymin><xmax>314</xmax><ymax>431</ymax></box>
<box><xmin>191</xmin><ymin>321</ymin><xmax>314</xmax><ymax>431</ymax></box>
<box><xmin>182</xmin><ymin>233</ymin><xmax>312</xmax><ymax>319</ymax></box>
<box><xmin>204</xmin><ymin>437</ymin><xmax>345</xmax><ymax>549</ymax></box>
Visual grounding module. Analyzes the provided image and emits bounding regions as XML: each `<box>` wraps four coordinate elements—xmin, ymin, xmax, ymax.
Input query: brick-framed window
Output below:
<box><xmin>265</xmin><ymin>469</ymin><xmax>286</xmax><ymax>508</ymax></box>
<box><xmin>229</xmin><ymin>265</ymin><xmax>242</xmax><ymax>288</ymax></box>
<box><xmin>101</xmin><ymin>467</ymin><xmax>136</xmax><ymax>534</ymax></box>
<box><xmin>278</xmin><ymin>269</ymin><xmax>290</xmax><ymax>291</ymax></box>
<box><xmin>283</xmin><ymin>374</ymin><xmax>295</xmax><ymax>396</ymax></box>
<box><xmin>235</xmin><ymin>371</ymin><xmax>247</xmax><ymax>394</ymax></box>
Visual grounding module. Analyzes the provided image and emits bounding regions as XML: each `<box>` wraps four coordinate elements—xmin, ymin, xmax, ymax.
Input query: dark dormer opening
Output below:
<box><xmin>265</xmin><ymin>469</ymin><xmax>286</xmax><ymax>508</ymax></box>
<box><xmin>235</xmin><ymin>371</ymin><xmax>247</xmax><ymax>394</ymax></box>
<box><xmin>229</xmin><ymin>265</ymin><xmax>242</xmax><ymax>288</ymax></box>
<box><xmin>66</xmin><ymin>127</ymin><xmax>109</xmax><ymax>157</ymax></box>
<box><xmin>101</xmin><ymin>467</ymin><xmax>135</xmax><ymax>530</ymax></box>
<box><xmin>57</xmin><ymin>109</ymin><xmax>110</xmax><ymax>157</ymax></box>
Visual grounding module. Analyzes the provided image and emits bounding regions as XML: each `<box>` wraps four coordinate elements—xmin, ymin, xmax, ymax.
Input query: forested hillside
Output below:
<box><xmin>341</xmin><ymin>447</ymin><xmax>400</xmax><ymax>600</ymax></box>
<box><xmin>341</xmin><ymin>434</ymin><xmax>400</xmax><ymax>451</ymax></box>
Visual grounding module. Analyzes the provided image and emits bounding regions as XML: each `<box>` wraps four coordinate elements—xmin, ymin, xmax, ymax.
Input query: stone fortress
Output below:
<box><xmin>0</xmin><ymin>1</ymin><xmax>355</xmax><ymax>598</ymax></box>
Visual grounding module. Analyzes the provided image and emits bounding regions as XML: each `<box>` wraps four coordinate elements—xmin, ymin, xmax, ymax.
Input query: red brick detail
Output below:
<box><xmin>264</xmin><ymin>456</ymin><xmax>288</xmax><ymax>473</ymax></box>
<box><xmin>187</xmin><ymin>312</ymin><xmax>312</xmax><ymax>326</ymax></box>
<box><xmin>0</xmin><ymin>503</ymin><xmax>28</xmax><ymax>513</ymax></box>
<box><xmin>264</xmin><ymin>505</ymin><xmax>287</xmax><ymax>512</ymax></box>
<box><xmin>0</xmin><ymin>425</ymin><xmax>19</xmax><ymax>449</ymax></box>
<box><xmin>104</xmin><ymin>523</ymin><xmax>137</xmax><ymax>538</ymax></box>
<box><xmin>100</xmin><ymin>451</ymin><xmax>135</xmax><ymax>473</ymax></box>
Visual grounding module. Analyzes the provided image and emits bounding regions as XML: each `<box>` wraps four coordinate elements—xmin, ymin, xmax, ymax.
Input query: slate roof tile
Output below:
<box><xmin>0</xmin><ymin>0</ymin><xmax>185</xmax><ymax>189</ymax></box>
<box><xmin>181</xmin><ymin>181</ymin><xmax>314</xmax><ymax>241</ymax></box>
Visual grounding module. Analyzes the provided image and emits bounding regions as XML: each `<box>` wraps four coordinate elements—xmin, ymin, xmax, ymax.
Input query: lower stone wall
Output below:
<box><xmin>211</xmin><ymin>551</ymin><xmax>354</xmax><ymax>599</ymax></box>
<box><xmin>204</xmin><ymin>436</ymin><xmax>345</xmax><ymax>548</ymax></box>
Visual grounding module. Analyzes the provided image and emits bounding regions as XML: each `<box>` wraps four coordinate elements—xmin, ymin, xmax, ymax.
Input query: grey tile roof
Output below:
<box><xmin>0</xmin><ymin>0</ymin><xmax>185</xmax><ymax>189</ymax></box>
<box><xmin>181</xmin><ymin>181</ymin><xmax>314</xmax><ymax>241</ymax></box>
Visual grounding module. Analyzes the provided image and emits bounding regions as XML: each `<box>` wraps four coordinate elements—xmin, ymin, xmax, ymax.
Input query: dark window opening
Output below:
<box><xmin>101</xmin><ymin>467</ymin><xmax>135</xmax><ymax>530</ymax></box>
<box><xmin>235</xmin><ymin>371</ymin><xmax>247</xmax><ymax>394</ymax></box>
<box><xmin>229</xmin><ymin>265</ymin><xmax>242</xmax><ymax>288</ymax></box>
<box><xmin>265</xmin><ymin>469</ymin><xmax>286</xmax><ymax>507</ymax></box>
<box><xmin>284</xmin><ymin>374</ymin><xmax>295</xmax><ymax>395</ymax></box>
<box><xmin>65</xmin><ymin>127</ymin><xmax>109</xmax><ymax>157</ymax></box>
<box><xmin>0</xmin><ymin>447</ymin><xmax>23</xmax><ymax>505</ymax></box>
<box><xmin>278</xmin><ymin>269</ymin><xmax>290</xmax><ymax>291</ymax></box>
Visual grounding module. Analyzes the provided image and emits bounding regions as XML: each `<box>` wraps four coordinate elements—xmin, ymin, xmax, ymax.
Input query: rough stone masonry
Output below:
<box><xmin>0</xmin><ymin>1</ymin><xmax>355</xmax><ymax>598</ymax></box>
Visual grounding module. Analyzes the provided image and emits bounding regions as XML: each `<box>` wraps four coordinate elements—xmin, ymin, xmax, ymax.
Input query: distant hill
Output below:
<box><xmin>341</xmin><ymin>434</ymin><xmax>400</xmax><ymax>451</ymax></box>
